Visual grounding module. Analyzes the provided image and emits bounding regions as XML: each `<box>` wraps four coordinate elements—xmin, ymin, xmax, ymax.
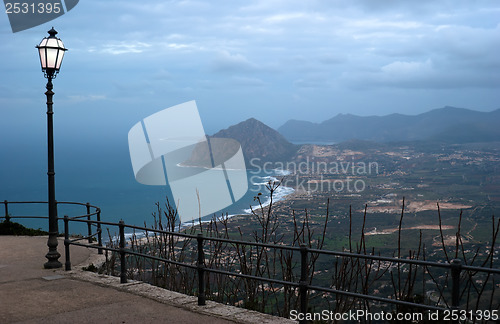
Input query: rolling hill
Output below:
<box><xmin>278</xmin><ymin>106</ymin><xmax>500</xmax><ymax>143</ymax></box>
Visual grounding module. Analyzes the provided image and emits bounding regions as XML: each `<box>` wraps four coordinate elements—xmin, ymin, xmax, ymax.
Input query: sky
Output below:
<box><xmin>1</xmin><ymin>0</ymin><xmax>499</xmax><ymax>141</ymax></box>
<box><xmin>0</xmin><ymin>0</ymin><xmax>499</xmax><ymax>226</ymax></box>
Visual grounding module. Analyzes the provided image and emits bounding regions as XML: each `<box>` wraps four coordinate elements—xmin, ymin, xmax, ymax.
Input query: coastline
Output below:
<box><xmin>179</xmin><ymin>169</ymin><xmax>296</xmax><ymax>228</ymax></box>
<box><xmin>114</xmin><ymin>169</ymin><xmax>298</xmax><ymax>236</ymax></box>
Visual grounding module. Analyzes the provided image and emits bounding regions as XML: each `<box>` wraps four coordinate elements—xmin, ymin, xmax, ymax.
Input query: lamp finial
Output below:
<box><xmin>48</xmin><ymin>27</ymin><xmax>58</xmax><ymax>38</ymax></box>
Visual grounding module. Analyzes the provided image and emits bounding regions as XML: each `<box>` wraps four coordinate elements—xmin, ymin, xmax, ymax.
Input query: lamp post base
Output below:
<box><xmin>44</xmin><ymin>259</ymin><xmax>62</xmax><ymax>269</ymax></box>
<box><xmin>44</xmin><ymin>232</ymin><xmax>62</xmax><ymax>269</ymax></box>
<box><xmin>44</xmin><ymin>253</ymin><xmax>62</xmax><ymax>269</ymax></box>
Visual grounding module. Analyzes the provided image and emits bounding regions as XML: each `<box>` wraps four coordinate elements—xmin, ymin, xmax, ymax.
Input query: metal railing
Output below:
<box><xmin>2</xmin><ymin>200</ymin><xmax>499</xmax><ymax>323</ymax></box>
<box><xmin>2</xmin><ymin>200</ymin><xmax>102</xmax><ymax>253</ymax></box>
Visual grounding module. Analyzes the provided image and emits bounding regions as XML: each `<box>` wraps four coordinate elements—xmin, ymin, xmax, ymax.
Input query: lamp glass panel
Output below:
<box><xmin>38</xmin><ymin>47</ymin><xmax>47</xmax><ymax>69</ymax></box>
<box><xmin>46</xmin><ymin>47</ymin><xmax>59</xmax><ymax>69</ymax></box>
<box><xmin>55</xmin><ymin>49</ymin><xmax>65</xmax><ymax>69</ymax></box>
<box><xmin>46</xmin><ymin>38</ymin><xmax>59</xmax><ymax>47</ymax></box>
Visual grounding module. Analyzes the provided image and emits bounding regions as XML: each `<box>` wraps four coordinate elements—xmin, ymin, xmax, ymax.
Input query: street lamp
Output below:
<box><xmin>36</xmin><ymin>27</ymin><xmax>67</xmax><ymax>269</ymax></box>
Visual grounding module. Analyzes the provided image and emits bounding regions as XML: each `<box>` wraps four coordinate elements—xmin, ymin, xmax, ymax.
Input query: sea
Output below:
<box><xmin>1</xmin><ymin>141</ymin><xmax>294</xmax><ymax>235</ymax></box>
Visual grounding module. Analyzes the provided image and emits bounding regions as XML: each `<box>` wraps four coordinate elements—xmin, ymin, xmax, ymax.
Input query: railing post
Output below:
<box><xmin>450</xmin><ymin>259</ymin><xmax>462</xmax><ymax>319</ymax></box>
<box><xmin>119</xmin><ymin>220</ymin><xmax>127</xmax><ymax>284</ymax></box>
<box><xmin>86</xmin><ymin>202</ymin><xmax>92</xmax><ymax>244</ymax></box>
<box><xmin>197</xmin><ymin>233</ymin><xmax>206</xmax><ymax>306</ymax></box>
<box><xmin>64</xmin><ymin>215</ymin><xmax>71</xmax><ymax>271</ymax></box>
<box><xmin>97</xmin><ymin>208</ymin><xmax>103</xmax><ymax>254</ymax></box>
<box><xmin>3</xmin><ymin>200</ymin><xmax>9</xmax><ymax>223</ymax></box>
<box><xmin>299</xmin><ymin>244</ymin><xmax>309</xmax><ymax>324</ymax></box>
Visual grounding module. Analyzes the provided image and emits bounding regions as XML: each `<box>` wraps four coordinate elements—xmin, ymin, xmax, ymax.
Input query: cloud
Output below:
<box><xmin>347</xmin><ymin>19</ymin><xmax>425</xmax><ymax>31</ymax></box>
<box><xmin>341</xmin><ymin>55</ymin><xmax>500</xmax><ymax>90</ymax></box>
<box><xmin>430</xmin><ymin>24</ymin><xmax>500</xmax><ymax>67</ymax></box>
<box><xmin>210</xmin><ymin>51</ymin><xmax>258</xmax><ymax>73</ymax></box>
<box><xmin>294</xmin><ymin>74</ymin><xmax>331</xmax><ymax>89</ymax></box>
<box><xmin>352</xmin><ymin>0</ymin><xmax>457</xmax><ymax>16</ymax></box>
<box><xmin>318</xmin><ymin>54</ymin><xmax>344</xmax><ymax>65</ymax></box>
<box><xmin>89</xmin><ymin>41</ymin><xmax>152</xmax><ymax>55</ymax></box>
<box><xmin>66</xmin><ymin>94</ymin><xmax>107</xmax><ymax>103</ymax></box>
<box><xmin>152</xmin><ymin>70</ymin><xmax>173</xmax><ymax>81</ymax></box>
<box><xmin>163</xmin><ymin>42</ymin><xmax>199</xmax><ymax>51</ymax></box>
<box><xmin>264</xmin><ymin>13</ymin><xmax>306</xmax><ymax>24</ymax></box>
<box><xmin>381</xmin><ymin>59</ymin><xmax>433</xmax><ymax>76</ymax></box>
<box><xmin>231</xmin><ymin>76</ymin><xmax>266</xmax><ymax>87</ymax></box>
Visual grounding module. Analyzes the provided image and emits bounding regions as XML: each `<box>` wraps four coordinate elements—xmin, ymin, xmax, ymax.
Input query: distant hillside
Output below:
<box><xmin>211</xmin><ymin>118</ymin><xmax>298</xmax><ymax>165</ymax></box>
<box><xmin>278</xmin><ymin>106</ymin><xmax>500</xmax><ymax>144</ymax></box>
<box><xmin>431</xmin><ymin>122</ymin><xmax>500</xmax><ymax>143</ymax></box>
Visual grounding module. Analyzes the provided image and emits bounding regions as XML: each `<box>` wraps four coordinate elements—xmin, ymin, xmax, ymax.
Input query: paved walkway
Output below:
<box><xmin>0</xmin><ymin>236</ymin><xmax>293</xmax><ymax>324</ymax></box>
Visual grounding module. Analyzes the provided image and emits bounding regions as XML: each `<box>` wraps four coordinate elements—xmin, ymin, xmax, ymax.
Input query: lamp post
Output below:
<box><xmin>36</xmin><ymin>27</ymin><xmax>67</xmax><ymax>269</ymax></box>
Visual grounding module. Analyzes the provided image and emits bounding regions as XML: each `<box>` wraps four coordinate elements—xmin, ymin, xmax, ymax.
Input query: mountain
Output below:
<box><xmin>211</xmin><ymin>118</ymin><xmax>298</xmax><ymax>165</ymax></box>
<box><xmin>431</xmin><ymin>122</ymin><xmax>500</xmax><ymax>143</ymax></box>
<box><xmin>278</xmin><ymin>106</ymin><xmax>500</xmax><ymax>144</ymax></box>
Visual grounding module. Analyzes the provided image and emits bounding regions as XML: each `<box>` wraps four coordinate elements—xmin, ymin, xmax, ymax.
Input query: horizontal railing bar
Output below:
<box><xmin>69</xmin><ymin>241</ymin><xmax>119</xmax><ymax>253</ymax></box>
<box><xmin>2</xmin><ymin>201</ymin><xmax>48</xmax><ymax>204</ymax></box>
<box><xmin>62</xmin><ymin>218</ymin><xmax>297</xmax><ymax>252</ymax></box>
<box><xmin>308</xmin><ymin>248</ymin><xmax>453</xmax><ymax>269</ymax></box>
<box><xmin>307</xmin><ymin>284</ymin><xmax>445</xmax><ymax>312</ymax></box>
<box><xmin>205</xmin><ymin>236</ymin><xmax>300</xmax><ymax>252</ymax></box>
<box><xmin>57</xmin><ymin>201</ymin><xmax>100</xmax><ymax>209</ymax></box>
<box><xmin>76</xmin><ymin>220</ymin><xmax>301</xmax><ymax>252</ymax></box>
<box><xmin>123</xmin><ymin>250</ymin><xmax>198</xmax><ymax>270</ymax></box>
<box><xmin>461</xmin><ymin>264</ymin><xmax>500</xmax><ymax>274</ymax></box>
<box><xmin>116</xmin><ymin>223</ymin><xmax>199</xmax><ymax>240</ymax></box>
<box><xmin>1</xmin><ymin>215</ymin><xmax>100</xmax><ymax>221</ymax></box>
<box><xmin>68</xmin><ymin>237</ymin><xmax>99</xmax><ymax>245</ymax></box>
<box><xmin>69</xmin><ymin>237</ymin><xmax>85</xmax><ymax>243</ymax></box>
<box><xmin>120</xmin><ymin>224</ymin><xmax>300</xmax><ymax>251</ymax></box>
<box><xmin>69</xmin><ymin>231</ymin><xmax>101</xmax><ymax>243</ymax></box>
<box><xmin>119</xmin><ymin>247</ymin><xmax>299</xmax><ymax>286</ymax></box>
<box><xmin>2</xmin><ymin>200</ymin><xmax>99</xmax><ymax>209</ymax></box>
<box><xmin>204</xmin><ymin>267</ymin><xmax>300</xmax><ymax>287</ymax></box>
<box><xmin>69</xmin><ymin>212</ymin><xmax>99</xmax><ymax>220</ymax></box>
<box><xmin>1</xmin><ymin>215</ymin><xmax>98</xmax><ymax>220</ymax></box>
<box><xmin>124</xmin><ymin>223</ymin><xmax>300</xmax><ymax>251</ymax></box>
<box><xmin>65</xmin><ymin>218</ymin><xmax>129</xmax><ymax>227</ymax></box>
<box><xmin>0</xmin><ymin>216</ymin><xmax>49</xmax><ymax>220</ymax></box>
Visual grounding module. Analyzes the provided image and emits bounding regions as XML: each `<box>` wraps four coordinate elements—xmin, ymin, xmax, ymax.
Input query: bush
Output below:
<box><xmin>0</xmin><ymin>220</ymin><xmax>48</xmax><ymax>236</ymax></box>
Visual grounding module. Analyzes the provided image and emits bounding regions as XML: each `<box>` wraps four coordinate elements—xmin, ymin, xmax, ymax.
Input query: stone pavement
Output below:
<box><xmin>0</xmin><ymin>236</ymin><xmax>294</xmax><ymax>324</ymax></box>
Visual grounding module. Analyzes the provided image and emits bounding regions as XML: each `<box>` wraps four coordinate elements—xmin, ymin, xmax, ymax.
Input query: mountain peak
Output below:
<box><xmin>212</xmin><ymin>118</ymin><xmax>298</xmax><ymax>164</ymax></box>
<box><xmin>244</xmin><ymin>117</ymin><xmax>259</xmax><ymax>123</ymax></box>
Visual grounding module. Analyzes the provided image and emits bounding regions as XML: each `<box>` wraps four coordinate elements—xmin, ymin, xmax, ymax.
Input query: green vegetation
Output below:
<box><xmin>0</xmin><ymin>219</ymin><xmax>48</xmax><ymax>236</ymax></box>
<box><xmin>82</xmin><ymin>263</ymin><xmax>99</xmax><ymax>272</ymax></box>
